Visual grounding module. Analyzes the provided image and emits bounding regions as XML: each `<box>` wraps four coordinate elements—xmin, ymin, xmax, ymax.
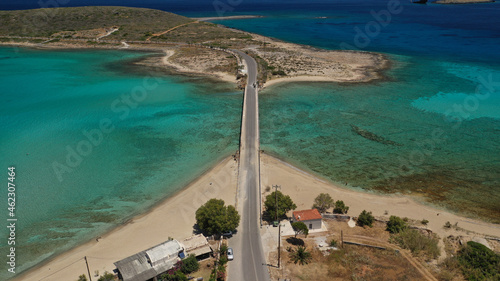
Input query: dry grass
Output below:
<box><xmin>159</xmin><ymin>22</ymin><xmax>254</xmax><ymax>46</ymax></box>
<box><xmin>270</xmin><ymin>220</ymin><xmax>433</xmax><ymax>281</ymax></box>
<box><xmin>0</xmin><ymin>6</ymin><xmax>193</xmax><ymax>39</ymax></box>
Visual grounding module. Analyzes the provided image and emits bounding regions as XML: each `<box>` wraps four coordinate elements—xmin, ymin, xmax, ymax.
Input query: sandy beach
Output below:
<box><xmin>15</xmin><ymin>153</ymin><xmax>499</xmax><ymax>280</ymax></box>
<box><xmin>260</xmin><ymin>154</ymin><xmax>500</xmax><ymax>241</ymax></box>
<box><xmin>13</xmin><ymin>157</ymin><xmax>238</xmax><ymax>281</ymax></box>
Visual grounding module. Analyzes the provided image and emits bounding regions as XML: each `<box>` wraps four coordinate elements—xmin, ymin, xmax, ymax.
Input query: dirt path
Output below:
<box><xmin>344</xmin><ymin>235</ymin><xmax>438</xmax><ymax>281</ymax></box>
<box><xmin>146</xmin><ymin>21</ymin><xmax>197</xmax><ymax>41</ymax></box>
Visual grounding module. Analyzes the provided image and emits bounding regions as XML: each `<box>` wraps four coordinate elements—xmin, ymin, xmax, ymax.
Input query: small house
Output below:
<box><xmin>292</xmin><ymin>209</ymin><xmax>323</xmax><ymax>230</ymax></box>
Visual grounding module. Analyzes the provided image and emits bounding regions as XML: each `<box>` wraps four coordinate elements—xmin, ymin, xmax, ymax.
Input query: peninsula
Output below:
<box><xmin>3</xmin><ymin>6</ymin><xmax>499</xmax><ymax>281</ymax></box>
<box><xmin>0</xmin><ymin>6</ymin><xmax>387</xmax><ymax>88</ymax></box>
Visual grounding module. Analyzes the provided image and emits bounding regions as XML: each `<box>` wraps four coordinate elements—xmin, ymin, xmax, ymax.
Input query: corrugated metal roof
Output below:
<box><xmin>114</xmin><ymin>240</ymin><xmax>183</xmax><ymax>281</ymax></box>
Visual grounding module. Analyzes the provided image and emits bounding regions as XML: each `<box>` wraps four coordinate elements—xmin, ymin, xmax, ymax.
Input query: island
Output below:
<box><xmin>434</xmin><ymin>0</ymin><xmax>495</xmax><ymax>4</ymax></box>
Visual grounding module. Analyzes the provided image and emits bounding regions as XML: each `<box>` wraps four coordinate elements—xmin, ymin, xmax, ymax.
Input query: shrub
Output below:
<box><xmin>421</xmin><ymin>219</ymin><xmax>429</xmax><ymax>226</ymax></box>
<box><xmin>77</xmin><ymin>275</ymin><xmax>88</xmax><ymax>281</ymax></box>
<box><xmin>458</xmin><ymin>241</ymin><xmax>500</xmax><ymax>281</ymax></box>
<box><xmin>272</xmin><ymin>70</ymin><xmax>287</xmax><ymax>76</ymax></box>
<box><xmin>180</xmin><ymin>254</ymin><xmax>199</xmax><ymax>274</ymax></box>
<box><xmin>333</xmin><ymin>200</ymin><xmax>349</xmax><ymax>214</ymax></box>
<box><xmin>444</xmin><ymin>221</ymin><xmax>452</xmax><ymax>229</ymax></box>
<box><xmin>329</xmin><ymin>239</ymin><xmax>337</xmax><ymax>247</ymax></box>
<box><xmin>312</xmin><ymin>193</ymin><xmax>334</xmax><ymax>213</ymax></box>
<box><xmin>390</xmin><ymin>229</ymin><xmax>440</xmax><ymax>260</ymax></box>
<box><xmin>220</xmin><ymin>244</ymin><xmax>228</xmax><ymax>255</ymax></box>
<box><xmin>357</xmin><ymin>210</ymin><xmax>374</xmax><ymax>227</ymax></box>
<box><xmin>386</xmin><ymin>216</ymin><xmax>408</xmax><ymax>234</ymax></box>
<box><xmin>97</xmin><ymin>272</ymin><xmax>115</xmax><ymax>281</ymax></box>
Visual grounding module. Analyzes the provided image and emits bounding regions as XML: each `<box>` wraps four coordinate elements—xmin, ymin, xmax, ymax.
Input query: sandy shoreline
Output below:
<box><xmin>14</xmin><ymin>154</ymin><xmax>499</xmax><ymax>280</ymax></box>
<box><xmin>12</xmin><ymin>157</ymin><xmax>239</xmax><ymax>281</ymax></box>
<box><xmin>260</xmin><ymin>154</ymin><xmax>500</xmax><ymax>240</ymax></box>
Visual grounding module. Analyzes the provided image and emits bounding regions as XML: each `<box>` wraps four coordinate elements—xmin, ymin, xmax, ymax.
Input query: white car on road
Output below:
<box><xmin>227</xmin><ymin>247</ymin><xmax>234</xmax><ymax>261</ymax></box>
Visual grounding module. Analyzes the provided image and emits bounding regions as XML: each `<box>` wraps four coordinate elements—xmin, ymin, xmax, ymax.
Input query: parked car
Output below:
<box><xmin>222</xmin><ymin>231</ymin><xmax>233</xmax><ymax>238</ymax></box>
<box><xmin>227</xmin><ymin>247</ymin><xmax>234</xmax><ymax>261</ymax></box>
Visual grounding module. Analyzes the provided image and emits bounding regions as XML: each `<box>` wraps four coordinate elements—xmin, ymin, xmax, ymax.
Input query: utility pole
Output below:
<box><xmin>273</xmin><ymin>184</ymin><xmax>281</xmax><ymax>268</ymax></box>
<box><xmin>273</xmin><ymin>185</ymin><xmax>281</xmax><ymax>221</ymax></box>
<box><xmin>278</xmin><ymin>223</ymin><xmax>281</xmax><ymax>268</ymax></box>
<box><xmin>84</xmin><ymin>256</ymin><xmax>92</xmax><ymax>281</ymax></box>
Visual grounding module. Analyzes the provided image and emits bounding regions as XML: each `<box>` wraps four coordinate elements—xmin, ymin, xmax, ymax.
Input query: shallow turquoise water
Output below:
<box><xmin>0</xmin><ymin>47</ymin><xmax>242</xmax><ymax>278</ymax></box>
<box><xmin>259</xmin><ymin>55</ymin><xmax>500</xmax><ymax>221</ymax></box>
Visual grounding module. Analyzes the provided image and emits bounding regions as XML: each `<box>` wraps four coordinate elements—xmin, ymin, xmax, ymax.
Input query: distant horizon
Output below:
<box><xmin>0</xmin><ymin>0</ymin><xmax>364</xmax><ymax>12</ymax></box>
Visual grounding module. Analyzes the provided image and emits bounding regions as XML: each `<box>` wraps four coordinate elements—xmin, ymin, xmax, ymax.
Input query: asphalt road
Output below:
<box><xmin>227</xmin><ymin>50</ymin><xmax>270</xmax><ymax>281</ymax></box>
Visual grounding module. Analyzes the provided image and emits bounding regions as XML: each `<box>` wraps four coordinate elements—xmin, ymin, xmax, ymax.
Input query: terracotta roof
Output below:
<box><xmin>293</xmin><ymin>209</ymin><xmax>322</xmax><ymax>221</ymax></box>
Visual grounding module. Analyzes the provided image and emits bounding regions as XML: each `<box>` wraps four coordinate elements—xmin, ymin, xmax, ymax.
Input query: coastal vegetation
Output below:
<box><xmin>312</xmin><ymin>193</ymin><xmax>334</xmax><ymax>213</ymax></box>
<box><xmin>439</xmin><ymin>241</ymin><xmax>500</xmax><ymax>281</ymax></box>
<box><xmin>0</xmin><ymin>6</ymin><xmax>193</xmax><ymax>39</ymax></box>
<box><xmin>332</xmin><ymin>200</ymin><xmax>349</xmax><ymax>214</ymax></box>
<box><xmin>356</xmin><ymin>210</ymin><xmax>375</xmax><ymax>227</ymax></box>
<box><xmin>457</xmin><ymin>241</ymin><xmax>500</xmax><ymax>280</ymax></box>
<box><xmin>195</xmin><ymin>199</ymin><xmax>240</xmax><ymax>236</ymax></box>
<box><xmin>386</xmin><ymin>215</ymin><xmax>408</xmax><ymax>234</ymax></box>
<box><xmin>264</xmin><ymin>191</ymin><xmax>297</xmax><ymax>221</ymax></box>
<box><xmin>390</xmin><ymin>229</ymin><xmax>440</xmax><ymax>260</ymax></box>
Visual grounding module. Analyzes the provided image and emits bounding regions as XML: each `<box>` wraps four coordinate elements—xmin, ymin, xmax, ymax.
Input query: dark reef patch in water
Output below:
<box><xmin>351</xmin><ymin>125</ymin><xmax>402</xmax><ymax>146</ymax></box>
<box><xmin>372</xmin><ymin>171</ymin><xmax>500</xmax><ymax>224</ymax></box>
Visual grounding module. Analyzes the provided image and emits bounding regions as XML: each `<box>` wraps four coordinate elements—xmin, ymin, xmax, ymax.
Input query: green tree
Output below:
<box><xmin>77</xmin><ymin>275</ymin><xmax>88</xmax><ymax>281</ymax></box>
<box><xmin>195</xmin><ymin>199</ymin><xmax>240</xmax><ymax>236</ymax></box>
<box><xmin>180</xmin><ymin>254</ymin><xmax>199</xmax><ymax>274</ymax></box>
<box><xmin>458</xmin><ymin>241</ymin><xmax>500</xmax><ymax>281</ymax></box>
<box><xmin>289</xmin><ymin>246</ymin><xmax>312</xmax><ymax>265</ymax></box>
<box><xmin>333</xmin><ymin>200</ymin><xmax>349</xmax><ymax>214</ymax></box>
<box><xmin>386</xmin><ymin>215</ymin><xmax>408</xmax><ymax>234</ymax></box>
<box><xmin>291</xmin><ymin>221</ymin><xmax>309</xmax><ymax>238</ymax></box>
<box><xmin>97</xmin><ymin>272</ymin><xmax>115</xmax><ymax>281</ymax></box>
<box><xmin>264</xmin><ymin>191</ymin><xmax>297</xmax><ymax>221</ymax></box>
<box><xmin>357</xmin><ymin>210</ymin><xmax>374</xmax><ymax>227</ymax></box>
<box><xmin>312</xmin><ymin>193</ymin><xmax>334</xmax><ymax>213</ymax></box>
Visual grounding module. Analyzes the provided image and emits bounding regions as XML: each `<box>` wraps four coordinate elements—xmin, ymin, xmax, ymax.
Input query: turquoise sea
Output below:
<box><xmin>0</xmin><ymin>47</ymin><xmax>242</xmax><ymax>278</ymax></box>
<box><xmin>0</xmin><ymin>0</ymin><xmax>499</xmax><ymax>279</ymax></box>
<box><xmin>209</xmin><ymin>1</ymin><xmax>500</xmax><ymax>222</ymax></box>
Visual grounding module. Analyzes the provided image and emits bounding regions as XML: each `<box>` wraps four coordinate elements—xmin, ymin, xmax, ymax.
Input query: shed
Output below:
<box><xmin>114</xmin><ymin>239</ymin><xmax>184</xmax><ymax>281</ymax></box>
<box><xmin>182</xmin><ymin>234</ymin><xmax>213</xmax><ymax>260</ymax></box>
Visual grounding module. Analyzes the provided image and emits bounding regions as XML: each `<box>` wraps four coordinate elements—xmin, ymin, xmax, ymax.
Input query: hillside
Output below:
<box><xmin>0</xmin><ymin>6</ymin><xmax>194</xmax><ymax>40</ymax></box>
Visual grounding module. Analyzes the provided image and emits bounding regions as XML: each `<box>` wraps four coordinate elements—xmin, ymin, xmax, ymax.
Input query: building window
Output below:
<box><xmin>309</xmin><ymin>223</ymin><xmax>312</xmax><ymax>229</ymax></box>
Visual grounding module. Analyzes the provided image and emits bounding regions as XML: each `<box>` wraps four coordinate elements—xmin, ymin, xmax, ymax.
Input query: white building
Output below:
<box><xmin>292</xmin><ymin>209</ymin><xmax>323</xmax><ymax>230</ymax></box>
